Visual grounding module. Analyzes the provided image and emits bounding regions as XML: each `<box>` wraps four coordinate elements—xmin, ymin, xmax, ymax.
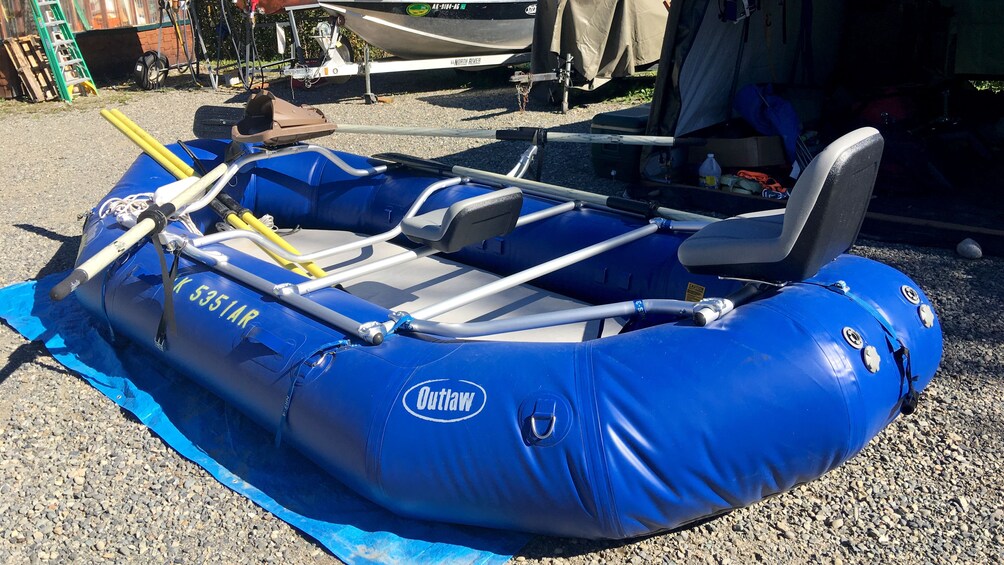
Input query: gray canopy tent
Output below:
<box><xmin>527</xmin><ymin>0</ymin><xmax>668</xmax><ymax>108</ymax></box>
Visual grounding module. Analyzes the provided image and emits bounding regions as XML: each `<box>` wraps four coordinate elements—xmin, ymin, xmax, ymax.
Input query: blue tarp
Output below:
<box><xmin>0</xmin><ymin>274</ymin><xmax>528</xmax><ymax>565</ymax></box>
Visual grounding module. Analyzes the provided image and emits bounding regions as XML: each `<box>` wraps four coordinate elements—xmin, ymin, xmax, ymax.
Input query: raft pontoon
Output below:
<box><xmin>58</xmin><ymin>94</ymin><xmax>942</xmax><ymax>539</ymax></box>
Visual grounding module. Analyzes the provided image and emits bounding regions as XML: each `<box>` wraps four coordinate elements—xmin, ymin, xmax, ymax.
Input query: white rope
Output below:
<box><xmin>98</xmin><ymin>193</ymin><xmax>155</xmax><ymax>227</ymax></box>
<box><xmin>96</xmin><ymin>192</ymin><xmax>202</xmax><ymax>236</ymax></box>
<box><xmin>258</xmin><ymin>213</ymin><xmax>276</xmax><ymax>230</ymax></box>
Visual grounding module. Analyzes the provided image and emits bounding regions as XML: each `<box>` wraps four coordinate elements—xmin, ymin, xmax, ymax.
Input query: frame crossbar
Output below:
<box><xmin>405</xmin><ymin>299</ymin><xmax>695</xmax><ymax>339</ymax></box>
<box><xmin>402</xmin><ymin>221</ymin><xmax>663</xmax><ymax>323</ymax></box>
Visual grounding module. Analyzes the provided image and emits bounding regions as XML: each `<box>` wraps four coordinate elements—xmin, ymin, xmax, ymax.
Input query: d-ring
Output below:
<box><xmin>529</xmin><ymin>414</ymin><xmax>556</xmax><ymax>440</ymax></box>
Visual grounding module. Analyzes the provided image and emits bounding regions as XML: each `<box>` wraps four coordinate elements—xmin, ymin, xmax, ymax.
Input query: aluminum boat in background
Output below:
<box><xmin>317</xmin><ymin>0</ymin><xmax>537</xmax><ymax>58</ymax></box>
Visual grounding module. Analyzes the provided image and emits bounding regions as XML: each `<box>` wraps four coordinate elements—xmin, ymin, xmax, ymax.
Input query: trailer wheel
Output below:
<box><xmin>134</xmin><ymin>51</ymin><xmax>169</xmax><ymax>90</ymax></box>
<box><xmin>329</xmin><ymin>38</ymin><xmax>354</xmax><ymax>85</ymax></box>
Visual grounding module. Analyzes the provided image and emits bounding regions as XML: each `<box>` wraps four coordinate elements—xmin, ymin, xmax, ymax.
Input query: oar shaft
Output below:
<box><xmin>109</xmin><ymin>109</ymin><xmax>196</xmax><ymax>177</ymax></box>
<box><xmin>105</xmin><ymin>110</ymin><xmax>324</xmax><ymax>277</ymax></box>
<box><xmin>333</xmin><ymin>124</ymin><xmax>697</xmax><ymax>147</ymax></box>
<box><xmin>334</xmin><ymin>124</ymin><xmax>498</xmax><ymax>140</ymax></box>
<box><xmin>449</xmin><ymin>165</ymin><xmax>712</xmax><ymax>222</ymax></box>
<box><xmin>51</xmin><ymin>163</ymin><xmax>227</xmax><ymax>301</ymax></box>
<box><xmin>101</xmin><ymin>109</ymin><xmax>189</xmax><ymax>180</ymax></box>
<box><xmin>545</xmin><ymin>132</ymin><xmax>692</xmax><ymax>147</ymax></box>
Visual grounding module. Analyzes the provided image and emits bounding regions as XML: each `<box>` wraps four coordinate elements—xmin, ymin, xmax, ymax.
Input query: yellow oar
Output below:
<box><xmin>207</xmin><ymin>200</ymin><xmax>309</xmax><ymax>277</ymax></box>
<box><xmin>109</xmin><ymin>109</ymin><xmax>194</xmax><ymax>177</ymax></box>
<box><xmin>101</xmin><ymin>109</ymin><xmax>189</xmax><ymax>180</ymax></box>
<box><xmin>101</xmin><ymin>108</ymin><xmax>322</xmax><ymax>277</ymax></box>
<box><xmin>218</xmin><ymin>192</ymin><xmax>328</xmax><ymax>279</ymax></box>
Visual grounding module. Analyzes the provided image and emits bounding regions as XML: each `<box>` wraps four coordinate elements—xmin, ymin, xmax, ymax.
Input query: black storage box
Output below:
<box><xmin>590</xmin><ymin>103</ymin><xmax>650</xmax><ymax>181</ymax></box>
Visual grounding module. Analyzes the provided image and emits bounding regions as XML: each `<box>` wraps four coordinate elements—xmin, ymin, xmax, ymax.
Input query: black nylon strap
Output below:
<box><xmin>152</xmin><ymin>237</ymin><xmax>180</xmax><ymax>351</ymax></box>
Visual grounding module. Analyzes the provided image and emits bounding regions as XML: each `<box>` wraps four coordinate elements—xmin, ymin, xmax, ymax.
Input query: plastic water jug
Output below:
<box><xmin>698</xmin><ymin>153</ymin><xmax>722</xmax><ymax>190</ymax></box>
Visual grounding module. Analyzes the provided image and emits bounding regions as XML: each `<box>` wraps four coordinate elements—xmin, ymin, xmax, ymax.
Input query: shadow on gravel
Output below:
<box><xmin>417</xmin><ymin>87</ymin><xmax>519</xmax><ymax>117</ymax></box>
<box><xmin>0</xmin><ymin>340</ymin><xmax>75</xmax><ymax>386</ymax></box>
<box><xmin>262</xmin><ymin>67</ymin><xmax>511</xmax><ymax>106</ymax></box>
<box><xmin>221</xmin><ymin>90</ymin><xmax>255</xmax><ymax>106</ymax></box>
<box><xmin>0</xmin><ymin>225</ymin><xmax>82</xmax><ymax>387</ymax></box>
<box><xmin>515</xmin><ymin>513</ymin><xmax>728</xmax><ymax>560</ymax></box>
<box><xmin>15</xmin><ymin>224</ymin><xmax>80</xmax><ymax>280</ymax></box>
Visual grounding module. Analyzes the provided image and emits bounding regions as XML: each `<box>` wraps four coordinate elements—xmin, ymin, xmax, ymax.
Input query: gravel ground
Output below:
<box><xmin>0</xmin><ymin>72</ymin><xmax>1002</xmax><ymax>564</ymax></box>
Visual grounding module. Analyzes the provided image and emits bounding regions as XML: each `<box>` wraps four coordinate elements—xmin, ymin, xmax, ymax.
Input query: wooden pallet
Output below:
<box><xmin>2</xmin><ymin>36</ymin><xmax>58</xmax><ymax>102</ymax></box>
<box><xmin>0</xmin><ymin>41</ymin><xmax>18</xmax><ymax>99</ymax></box>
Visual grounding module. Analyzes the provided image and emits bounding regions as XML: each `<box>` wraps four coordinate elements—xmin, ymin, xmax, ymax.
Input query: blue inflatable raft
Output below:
<box><xmin>61</xmin><ymin>104</ymin><xmax>941</xmax><ymax>539</ymax></box>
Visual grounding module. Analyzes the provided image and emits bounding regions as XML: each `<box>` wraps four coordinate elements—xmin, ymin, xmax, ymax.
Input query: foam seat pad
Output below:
<box><xmin>677</xmin><ymin>210</ymin><xmax>786</xmax><ymax>268</ymax></box>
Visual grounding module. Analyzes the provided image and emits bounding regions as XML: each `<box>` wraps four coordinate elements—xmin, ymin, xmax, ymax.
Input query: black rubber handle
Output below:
<box><xmin>372</xmin><ymin>153</ymin><xmax>454</xmax><ymax>176</ymax></box>
<box><xmin>495</xmin><ymin>127</ymin><xmax>543</xmax><ymax>142</ymax></box>
<box><xmin>216</xmin><ymin>192</ymin><xmax>249</xmax><ymax>217</ymax></box>
<box><xmin>50</xmin><ymin>268</ymin><xmax>89</xmax><ymax>301</ymax></box>
<box><xmin>607</xmin><ymin>196</ymin><xmax>655</xmax><ymax>217</ymax></box>
<box><xmin>209</xmin><ymin>198</ymin><xmax>234</xmax><ymax>219</ymax></box>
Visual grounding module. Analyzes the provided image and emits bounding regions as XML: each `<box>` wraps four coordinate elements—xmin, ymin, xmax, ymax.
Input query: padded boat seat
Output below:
<box><xmin>401</xmin><ymin>187</ymin><xmax>523</xmax><ymax>253</ymax></box>
<box><xmin>678</xmin><ymin>127</ymin><xmax>884</xmax><ymax>283</ymax></box>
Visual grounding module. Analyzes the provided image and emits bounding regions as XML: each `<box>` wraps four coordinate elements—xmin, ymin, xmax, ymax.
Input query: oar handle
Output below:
<box><xmin>50</xmin><ymin>216</ymin><xmax>159</xmax><ymax>301</ymax></box>
<box><xmin>50</xmin><ymin>267</ymin><xmax>93</xmax><ymax>302</ymax></box>
<box><xmin>541</xmin><ymin>132</ymin><xmax>707</xmax><ymax>147</ymax></box>
<box><xmin>51</xmin><ymin>163</ymin><xmax>227</xmax><ymax>301</ymax></box>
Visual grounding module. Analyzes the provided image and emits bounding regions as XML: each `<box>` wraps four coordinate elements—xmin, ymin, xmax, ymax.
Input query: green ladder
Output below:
<box><xmin>28</xmin><ymin>0</ymin><xmax>96</xmax><ymax>102</ymax></box>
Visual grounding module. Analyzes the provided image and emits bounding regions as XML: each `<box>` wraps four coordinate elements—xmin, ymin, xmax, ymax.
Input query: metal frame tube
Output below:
<box><xmin>664</xmin><ymin>220</ymin><xmax>714</xmax><ymax>232</ymax></box>
<box><xmin>191</xmin><ymin>176</ymin><xmax>463</xmax><ymax>263</ymax></box>
<box><xmin>405</xmin><ymin>299</ymin><xmax>694</xmax><ymax>338</ymax></box>
<box><xmin>506</xmin><ymin>145</ymin><xmax>538</xmax><ymax>178</ymax></box>
<box><xmin>301</xmin><ymin>247</ymin><xmax>439</xmax><ymax>294</ymax></box>
<box><xmin>331</xmin><ymin>124</ymin><xmax>694</xmax><ymax>147</ymax></box>
<box><xmin>407</xmin><ymin>222</ymin><xmax>660</xmax><ymax>322</ymax></box>
<box><xmin>179</xmin><ymin>244</ymin><xmax>375</xmax><ymax>343</ymax></box>
<box><xmin>294</xmin><ymin>200</ymin><xmax>578</xmax><ymax>295</ymax></box>
<box><xmin>181</xmin><ymin>144</ymin><xmax>388</xmax><ymax>215</ymax></box>
<box><xmin>177</xmin><ymin>237</ymin><xmax>736</xmax><ymax>346</ymax></box>
<box><xmin>515</xmin><ymin>200</ymin><xmax>577</xmax><ymax>224</ymax></box>
<box><xmin>286</xmin><ymin>7</ymin><xmax>303</xmax><ymax>63</ymax></box>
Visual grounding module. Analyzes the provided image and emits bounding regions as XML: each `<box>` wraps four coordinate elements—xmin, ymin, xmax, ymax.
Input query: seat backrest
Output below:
<box><xmin>401</xmin><ymin>187</ymin><xmax>523</xmax><ymax>253</ymax></box>
<box><xmin>677</xmin><ymin>127</ymin><xmax>884</xmax><ymax>282</ymax></box>
<box><xmin>778</xmin><ymin>127</ymin><xmax>884</xmax><ymax>279</ymax></box>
